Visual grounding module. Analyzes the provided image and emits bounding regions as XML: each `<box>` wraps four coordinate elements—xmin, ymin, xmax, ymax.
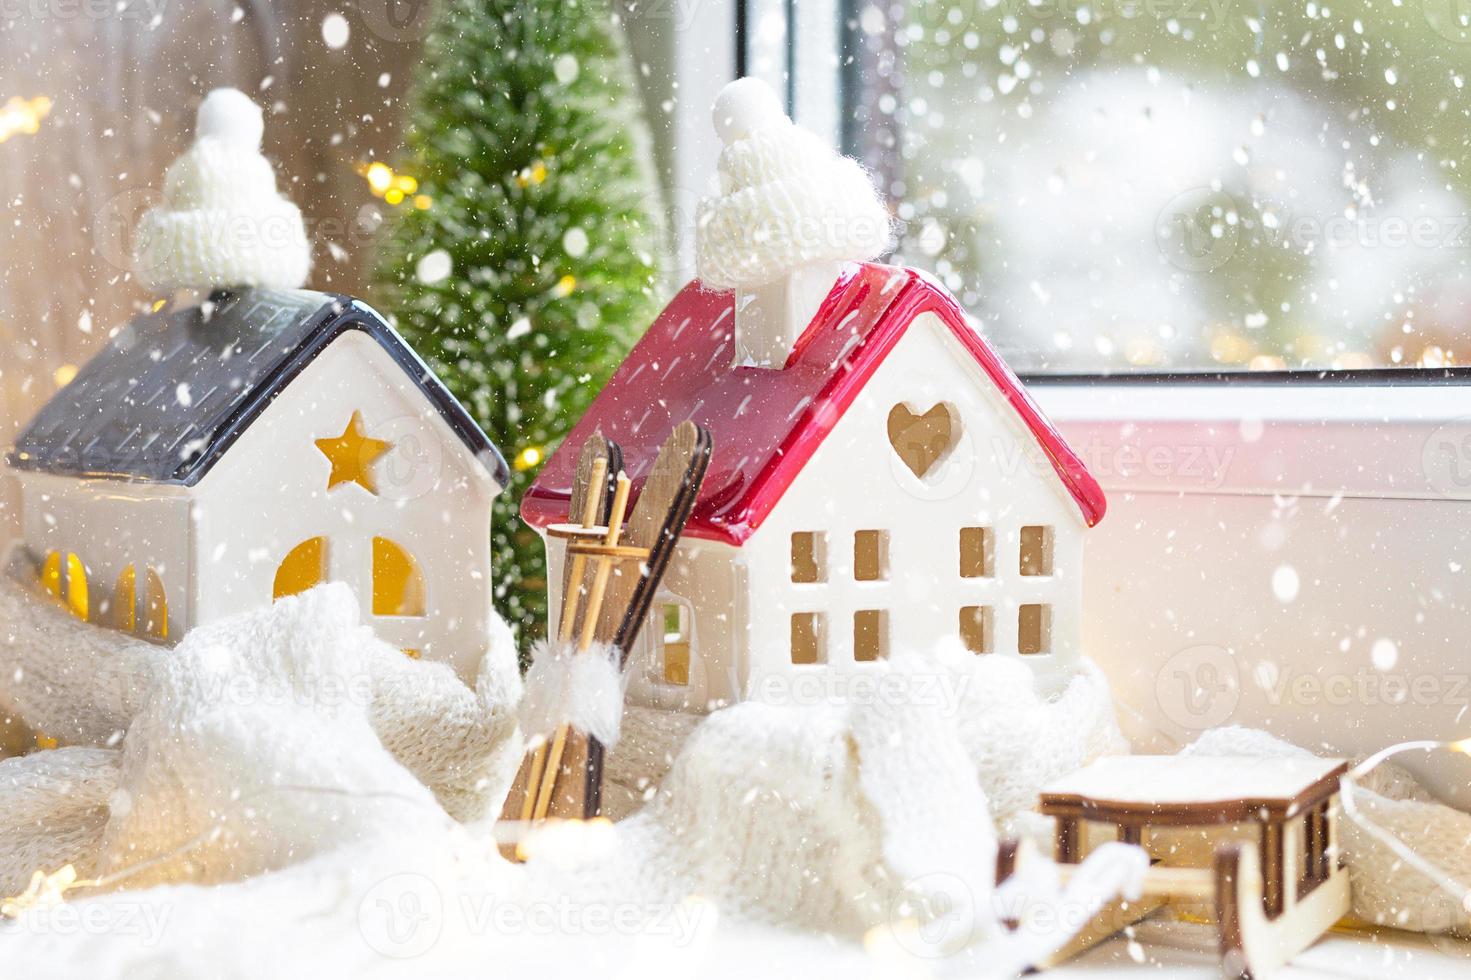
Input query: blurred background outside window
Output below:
<box><xmin>814</xmin><ymin>0</ymin><xmax>1471</xmax><ymax>372</ymax></box>
<box><xmin>3</xmin><ymin>0</ymin><xmax>1468</xmax><ymax>433</ymax></box>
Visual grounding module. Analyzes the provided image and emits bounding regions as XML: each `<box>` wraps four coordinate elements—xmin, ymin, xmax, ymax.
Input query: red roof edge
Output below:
<box><xmin>520</xmin><ymin>264</ymin><xmax>1105</xmax><ymax>544</ymax></box>
<box><xmin>902</xmin><ymin>269</ymin><xmax>1106</xmax><ymax>528</ymax></box>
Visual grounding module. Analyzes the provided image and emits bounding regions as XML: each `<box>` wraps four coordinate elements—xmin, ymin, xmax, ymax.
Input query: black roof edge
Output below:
<box><xmin>8</xmin><ymin>291</ymin><xmax>510</xmax><ymax>491</ymax></box>
<box><xmin>340</xmin><ymin>297</ymin><xmax>511</xmax><ymax>490</ymax></box>
<box><xmin>200</xmin><ymin>293</ymin><xmax>510</xmax><ymax>490</ymax></box>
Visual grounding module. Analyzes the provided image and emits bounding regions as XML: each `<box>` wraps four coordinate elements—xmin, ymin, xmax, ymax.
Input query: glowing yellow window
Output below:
<box><xmin>372</xmin><ymin>537</ymin><xmax>426</xmax><ymax>617</ymax></box>
<box><xmin>113</xmin><ymin>565</ymin><xmax>137</xmax><ymax>632</ymax></box>
<box><xmin>274</xmin><ymin>538</ymin><xmax>327</xmax><ymax>601</ymax></box>
<box><xmin>39</xmin><ymin>551</ymin><xmax>89</xmax><ymax>621</ymax></box>
<box><xmin>145</xmin><ymin>568</ymin><xmax>169</xmax><ymax>640</ymax></box>
<box><xmin>65</xmin><ymin>554</ymin><xmax>89</xmax><ymax>621</ymax></box>
<box><xmin>41</xmin><ymin>550</ymin><xmax>62</xmax><ymax>599</ymax></box>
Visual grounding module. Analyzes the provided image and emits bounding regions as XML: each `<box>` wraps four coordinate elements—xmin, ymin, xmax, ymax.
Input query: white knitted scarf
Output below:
<box><xmin>0</xmin><ymin>572</ymin><xmax>1466</xmax><ymax>975</ymax></box>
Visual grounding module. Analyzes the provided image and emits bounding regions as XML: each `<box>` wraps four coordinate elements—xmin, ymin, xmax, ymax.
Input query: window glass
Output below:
<box><xmin>841</xmin><ymin>1</ymin><xmax>1471</xmax><ymax>372</ymax></box>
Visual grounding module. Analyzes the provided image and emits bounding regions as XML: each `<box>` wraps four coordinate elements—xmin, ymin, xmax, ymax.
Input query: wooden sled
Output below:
<box><xmin>1011</xmin><ymin>755</ymin><xmax>1351</xmax><ymax>978</ymax></box>
<box><xmin>501</xmin><ymin>422</ymin><xmax>713</xmax><ymax>832</ymax></box>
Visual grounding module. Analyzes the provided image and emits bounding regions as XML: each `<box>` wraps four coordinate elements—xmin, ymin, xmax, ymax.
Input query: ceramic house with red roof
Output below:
<box><xmin>524</xmin><ymin>261</ymin><xmax>1105</xmax><ymax>712</ymax></box>
<box><xmin>522</xmin><ymin>80</ymin><xmax>1104</xmax><ymax>712</ymax></box>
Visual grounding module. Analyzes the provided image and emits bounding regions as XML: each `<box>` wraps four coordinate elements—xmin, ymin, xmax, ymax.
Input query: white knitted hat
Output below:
<box><xmin>133</xmin><ymin>89</ymin><xmax>311</xmax><ymax>292</ymax></box>
<box><xmin>695</xmin><ymin>78</ymin><xmax>893</xmax><ymax>290</ymax></box>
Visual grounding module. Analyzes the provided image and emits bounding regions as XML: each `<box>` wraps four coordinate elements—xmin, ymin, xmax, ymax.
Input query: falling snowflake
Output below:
<box><xmin>415</xmin><ymin>249</ymin><xmax>452</xmax><ymax>285</ymax></box>
<box><xmin>321</xmin><ymin>13</ymin><xmax>350</xmax><ymax>50</ymax></box>
<box><xmin>1271</xmin><ymin>565</ymin><xmax>1299</xmax><ymax>603</ymax></box>
<box><xmin>562</xmin><ymin>227</ymin><xmax>589</xmax><ymax>259</ymax></box>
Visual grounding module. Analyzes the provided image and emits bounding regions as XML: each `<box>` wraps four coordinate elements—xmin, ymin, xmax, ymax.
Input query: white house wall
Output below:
<box><xmin>13</xmin><ymin>470</ymin><xmax>192</xmax><ymax>633</ymax></box>
<box><xmin>193</xmin><ymin>331</ymin><xmax>498</xmax><ymax>681</ymax></box>
<box><xmin>740</xmin><ymin>311</ymin><xmax>1088</xmax><ymax>699</ymax></box>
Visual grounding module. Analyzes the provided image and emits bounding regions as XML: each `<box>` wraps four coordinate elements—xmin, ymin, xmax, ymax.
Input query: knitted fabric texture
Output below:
<box><xmin>695</xmin><ymin>78</ymin><xmax>892</xmax><ymax>290</ymax></box>
<box><xmin>0</xmin><ymin>575</ymin><xmax>522</xmax><ymax>895</ymax></box>
<box><xmin>2</xmin><ymin>575</ymin><xmax>1470</xmax><ymax>972</ymax></box>
<box><xmin>133</xmin><ymin>88</ymin><xmax>311</xmax><ymax>292</ymax></box>
<box><xmin>0</xmin><ymin>583</ymin><xmax>1140</xmax><ymax>975</ymax></box>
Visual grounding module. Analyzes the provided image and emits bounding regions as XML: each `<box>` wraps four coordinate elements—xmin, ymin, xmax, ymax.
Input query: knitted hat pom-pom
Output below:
<box><xmin>195</xmin><ymin>88</ymin><xmax>265</xmax><ymax>150</ymax></box>
<box><xmin>711</xmin><ymin>77</ymin><xmax>787</xmax><ymax>145</ymax></box>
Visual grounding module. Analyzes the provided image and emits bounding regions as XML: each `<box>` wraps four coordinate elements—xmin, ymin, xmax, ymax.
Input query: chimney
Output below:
<box><xmin>733</xmin><ymin>260</ymin><xmax>844</xmax><ymax>368</ymax></box>
<box><xmin>696</xmin><ymin>78</ymin><xmax>893</xmax><ymax>369</ymax></box>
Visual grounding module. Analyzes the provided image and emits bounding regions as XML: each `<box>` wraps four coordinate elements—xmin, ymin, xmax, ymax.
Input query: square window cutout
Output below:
<box><xmin>791</xmin><ymin>532</ymin><xmax>826</xmax><ymax>583</ymax></box>
<box><xmin>960</xmin><ymin>606</ymin><xmax>992</xmax><ymax>654</ymax></box>
<box><xmin>854</xmin><ymin>530</ymin><xmax>888</xmax><ymax>582</ymax></box>
<box><xmin>960</xmin><ymin>527</ymin><xmax>993</xmax><ymax>578</ymax></box>
<box><xmin>791</xmin><ymin>612</ymin><xmax>825</xmax><ymax>664</ymax></box>
<box><xmin>1020</xmin><ymin>526</ymin><xmax>1054</xmax><ymax>577</ymax></box>
<box><xmin>1019</xmin><ymin>604</ymin><xmax>1052</xmax><ymax>655</ymax></box>
<box><xmin>854</xmin><ymin>609</ymin><xmax>888</xmax><ymax>661</ymax></box>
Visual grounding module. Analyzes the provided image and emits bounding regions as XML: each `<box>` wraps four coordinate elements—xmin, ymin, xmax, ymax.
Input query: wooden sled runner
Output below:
<box><xmin>502</xmin><ymin>422</ymin><xmax>713</xmax><ymax>831</ymax></box>
<box><xmin>1007</xmin><ymin>755</ymin><xmax>1351</xmax><ymax>978</ymax></box>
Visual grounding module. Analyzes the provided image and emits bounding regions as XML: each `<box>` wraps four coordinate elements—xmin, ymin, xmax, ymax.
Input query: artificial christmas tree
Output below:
<box><xmin>375</xmin><ymin>0</ymin><xmax>665</xmax><ymax>640</ymax></box>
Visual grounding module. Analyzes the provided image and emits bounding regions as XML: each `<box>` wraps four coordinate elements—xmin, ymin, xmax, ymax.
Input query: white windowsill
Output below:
<box><xmin>1028</xmin><ymin>373</ymin><xmax>1471</xmax><ymax>502</ymax></box>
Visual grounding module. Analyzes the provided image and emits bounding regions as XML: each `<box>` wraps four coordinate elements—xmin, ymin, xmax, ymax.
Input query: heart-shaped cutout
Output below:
<box><xmin>888</xmin><ymin>403</ymin><xmax>960</xmax><ymax>480</ymax></box>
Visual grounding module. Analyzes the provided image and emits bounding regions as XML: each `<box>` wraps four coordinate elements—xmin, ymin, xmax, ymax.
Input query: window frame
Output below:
<box><xmin>730</xmin><ymin>0</ymin><xmax>1471</xmax><ymax>386</ymax></box>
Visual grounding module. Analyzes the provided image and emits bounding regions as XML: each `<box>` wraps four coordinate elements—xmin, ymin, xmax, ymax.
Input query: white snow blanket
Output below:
<box><xmin>0</xmin><ymin>570</ymin><xmax>1465</xmax><ymax>976</ymax></box>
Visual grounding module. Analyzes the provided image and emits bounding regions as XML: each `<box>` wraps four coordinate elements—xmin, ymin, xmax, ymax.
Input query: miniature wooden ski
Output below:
<box><xmin>501</xmin><ymin>432</ymin><xmax>620</xmax><ymax>829</ymax></box>
<box><xmin>504</xmin><ymin>421</ymin><xmax>712</xmax><ymax>829</ymax></box>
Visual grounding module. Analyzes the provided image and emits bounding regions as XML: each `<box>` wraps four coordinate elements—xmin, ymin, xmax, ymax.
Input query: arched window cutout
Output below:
<box><xmin>65</xmin><ymin>554</ymin><xmax>89</xmax><ymax>621</ymax></box>
<box><xmin>372</xmin><ymin>537</ymin><xmax>425</xmax><ymax>617</ymax></box>
<box><xmin>114</xmin><ymin>565</ymin><xmax>137</xmax><ymax>633</ymax></box>
<box><xmin>274</xmin><ymin>538</ymin><xmax>327</xmax><ymax>601</ymax></box>
<box><xmin>40</xmin><ymin>551</ymin><xmax>62</xmax><ymax>599</ymax></box>
<box><xmin>145</xmin><ymin>569</ymin><xmax>168</xmax><ymax>640</ymax></box>
<box><xmin>658</xmin><ymin>602</ymin><xmax>692</xmax><ymax>686</ymax></box>
<box><xmin>38</xmin><ymin>551</ymin><xmax>90</xmax><ymax>622</ymax></box>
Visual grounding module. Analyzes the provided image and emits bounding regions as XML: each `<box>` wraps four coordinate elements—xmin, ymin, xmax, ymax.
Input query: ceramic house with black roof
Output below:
<box><xmin>7</xmin><ymin>289</ymin><xmax>508</xmax><ymax>678</ymax></box>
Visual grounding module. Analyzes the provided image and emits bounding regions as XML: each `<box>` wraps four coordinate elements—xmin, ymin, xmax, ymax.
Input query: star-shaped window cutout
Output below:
<box><xmin>315</xmin><ymin>410</ymin><xmax>391</xmax><ymax>494</ymax></box>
